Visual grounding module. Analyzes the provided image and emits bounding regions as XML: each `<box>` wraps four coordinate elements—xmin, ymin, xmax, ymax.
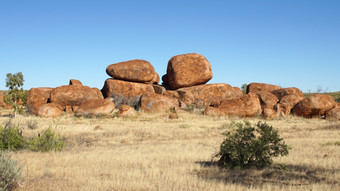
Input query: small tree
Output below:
<box><xmin>217</xmin><ymin>121</ymin><xmax>290</xmax><ymax>169</ymax></box>
<box><xmin>4</xmin><ymin>72</ymin><xmax>25</xmax><ymax>118</ymax></box>
<box><xmin>241</xmin><ymin>83</ymin><xmax>248</xmax><ymax>94</ymax></box>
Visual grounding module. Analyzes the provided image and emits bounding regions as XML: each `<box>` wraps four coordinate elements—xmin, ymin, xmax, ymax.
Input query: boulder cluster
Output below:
<box><xmin>1</xmin><ymin>53</ymin><xmax>339</xmax><ymax>120</ymax></box>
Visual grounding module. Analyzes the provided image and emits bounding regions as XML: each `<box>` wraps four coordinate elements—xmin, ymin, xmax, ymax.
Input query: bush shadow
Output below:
<box><xmin>195</xmin><ymin>161</ymin><xmax>339</xmax><ymax>187</ymax></box>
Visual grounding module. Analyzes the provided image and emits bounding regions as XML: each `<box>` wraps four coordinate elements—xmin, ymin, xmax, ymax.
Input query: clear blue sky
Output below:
<box><xmin>1</xmin><ymin>0</ymin><xmax>339</xmax><ymax>92</ymax></box>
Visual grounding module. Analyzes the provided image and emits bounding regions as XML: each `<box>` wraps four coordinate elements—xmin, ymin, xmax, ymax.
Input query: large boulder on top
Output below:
<box><xmin>247</xmin><ymin>83</ymin><xmax>281</xmax><ymax>94</ymax></box>
<box><xmin>176</xmin><ymin>83</ymin><xmax>243</xmax><ymax>107</ymax></box>
<box><xmin>75</xmin><ymin>99</ymin><xmax>115</xmax><ymax>115</ymax></box>
<box><xmin>101</xmin><ymin>79</ymin><xmax>155</xmax><ymax>109</ymax></box>
<box><xmin>164</xmin><ymin>53</ymin><xmax>213</xmax><ymax>90</ymax></box>
<box><xmin>27</xmin><ymin>87</ymin><xmax>54</xmax><ymax>115</ymax></box>
<box><xmin>69</xmin><ymin>79</ymin><xmax>83</xmax><ymax>86</ymax></box>
<box><xmin>257</xmin><ymin>92</ymin><xmax>279</xmax><ymax>109</ymax></box>
<box><xmin>37</xmin><ymin>103</ymin><xmax>62</xmax><ymax>118</ymax></box>
<box><xmin>292</xmin><ymin>94</ymin><xmax>336</xmax><ymax>118</ymax></box>
<box><xmin>50</xmin><ymin>85</ymin><xmax>103</xmax><ymax>109</ymax></box>
<box><xmin>204</xmin><ymin>92</ymin><xmax>261</xmax><ymax>117</ymax></box>
<box><xmin>140</xmin><ymin>93</ymin><xmax>179</xmax><ymax>113</ymax></box>
<box><xmin>106</xmin><ymin>59</ymin><xmax>156</xmax><ymax>83</ymax></box>
<box><xmin>271</xmin><ymin>87</ymin><xmax>304</xmax><ymax>100</ymax></box>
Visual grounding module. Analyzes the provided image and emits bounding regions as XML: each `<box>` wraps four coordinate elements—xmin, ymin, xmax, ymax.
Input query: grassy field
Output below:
<box><xmin>0</xmin><ymin>108</ymin><xmax>339</xmax><ymax>191</ymax></box>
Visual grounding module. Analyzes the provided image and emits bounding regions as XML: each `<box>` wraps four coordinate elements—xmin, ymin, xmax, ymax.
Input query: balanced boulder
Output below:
<box><xmin>50</xmin><ymin>85</ymin><xmax>104</xmax><ymax>108</ymax></box>
<box><xmin>292</xmin><ymin>94</ymin><xmax>336</xmax><ymax>118</ymax></box>
<box><xmin>37</xmin><ymin>103</ymin><xmax>63</xmax><ymax>118</ymax></box>
<box><xmin>140</xmin><ymin>93</ymin><xmax>179</xmax><ymax>113</ymax></box>
<box><xmin>164</xmin><ymin>53</ymin><xmax>213</xmax><ymax>90</ymax></box>
<box><xmin>204</xmin><ymin>92</ymin><xmax>261</xmax><ymax>117</ymax></box>
<box><xmin>75</xmin><ymin>99</ymin><xmax>115</xmax><ymax>115</ymax></box>
<box><xmin>27</xmin><ymin>87</ymin><xmax>54</xmax><ymax>114</ymax></box>
<box><xmin>106</xmin><ymin>59</ymin><xmax>156</xmax><ymax>83</ymax></box>
<box><xmin>247</xmin><ymin>83</ymin><xmax>281</xmax><ymax>94</ymax></box>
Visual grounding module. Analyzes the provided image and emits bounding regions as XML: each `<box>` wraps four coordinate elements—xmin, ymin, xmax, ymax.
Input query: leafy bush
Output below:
<box><xmin>28</xmin><ymin>128</ymin><xmax>64</xmax><ymax>152</ymax></box>
<box><xmin>0</xmin><ymin>121</ymin><xmax>64</xmax><ymax>152</ymax></box>
<box><xmin>0</xmin><ymin>150</ymin><xmax>22</xmax><ymax>191</ymax></box>
<box><xmin>217</xmin><ymin>121</ymin><xmax>290</xmax><ymax>169</ymax></box>
<box><xmin>0</xmin><ymin>126</ymin><xmax>25</xmax><ymax>151</ymax></box>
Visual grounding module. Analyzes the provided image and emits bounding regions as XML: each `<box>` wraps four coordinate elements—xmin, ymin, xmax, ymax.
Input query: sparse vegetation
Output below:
<box><xmin>0</xmin><ymin>109</ymin><xmax>339</xmax><ymax>190</ymax></box>
<box><xmin>241</xmin><ymin>83</ymin><xmax>248</xmax><ymax>94</ymax></box>
<box><xmin>0</xmin><ymin>150</ymin><xmax>22</xmax><ymax>191</ymax></box>
<box><xmin>217</xmin><ymin>121</ymin><xmax>290</xmax><ymax>169</ymax></box>
<box><xmin>0</xmin><ymin>120</ymin><xmax>64</xmax><ymax>152</ymax></box>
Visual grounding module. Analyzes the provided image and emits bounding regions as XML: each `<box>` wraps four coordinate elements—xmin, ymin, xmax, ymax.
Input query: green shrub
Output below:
<box><xmin>0</xmin><ymin>150</ymin><xmax>22</xmax><ymax>191</ymax></box>
<box><xmin>217</xmin><ymin>121</ymin><xmax>290</xmax><ymax>169</ymax></box>
<box><xmin>28</xmin><ymin>128</ymin><xmax>64</xmax><ymax>152</ymax></box>
<box><xmin>0</xmin><ymin>126</ymin><xmax>26</xmax><ymax>151</ymax></box>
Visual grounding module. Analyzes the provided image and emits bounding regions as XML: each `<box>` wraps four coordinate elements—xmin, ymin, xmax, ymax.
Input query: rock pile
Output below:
<box><xmin>4</xmin><ymin>52</ymin><xmax>337</xmax><ymax>120</ymax></box>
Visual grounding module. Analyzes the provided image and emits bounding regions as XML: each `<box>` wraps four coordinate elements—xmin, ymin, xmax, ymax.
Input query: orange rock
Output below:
<box><xmin>204</xmin><ymin>93</ymin><xmax>261</xmax><ymax>117</ymax></box>
<box><xmin>50</xmin><ymin>85</ymin><xmax>103</xmax><ymax>108</ymax></box>
<box><xmin>257</xmin><ymin>92</ymin><xmax>279</xmax><ymax>109</ymax></box>
<box><xmin>325</xmin><ymin>107</ymin><xmax>340</xmax><ymax>120</ymax></box>
<box><xmin>279</xmin><ymin>95</ymin><xmax>303</xmax><ymax>115</ymax></box>
<box><xmin>75</xmin><ymin>99</ymin><xmax>115</xmax><ymax>115</ymax></box>
<box><xmin>119</xmin><ymin>105</ymin><xmax>135</xmax><ymax>117</ymax></box>
<box><xmin>69</xmin><ymin>79</ymin><xmax>83</xmax><ymax>86</ymax></box>
<box><xmin>106</xmin><ymin>59</ymin><xmax>156</xmax><ymax>83</ymax></box>
<box><xmin>152</xmin><ymin>84</ymin><xmax>166</xmax><ymax>95</ymax></box>
<box><xmin>292</xmin><ymin>94</ymin><xmax>336</xmax><ymax>118</ymax></box>
<box><xmin>37</xmin><ymin>103</ymin><xmax>62</xmax><ymax>118</ymax></box>
<box><xmin>271</xmin><ymin>87</ymin><xmax>304</xmax><ymax>100</ymax></box>
<box><xmin>263</xmin><ymin>108</ymin><xmax>277</xmax><ymax>119</ymax></box>
<box><xmin>140</xmin><ymin>93</ymin><xmax>179</xmax><ymax>113</ymax></box>
<box><xmin>146</xmin><ymin>72</ymin><xmax>160</xmax><ymax>85</ymax></box>
<box><xmin>27</xmin><ymin>87</ymin><xmax>54</xmax><ymax>114</ymax></box>
<box><xmin>176</xmin><ymin>83</ymin><xmax>242</xmax><ymax>107</ymax></box>
<box><xmin>165</xmin><ymin>53</ymin><xmax>213</xmax><ymax>90</ymax></box>
<box><xmin>247</xmin><ymin>83</ymin><xmax>281</xmax><ymax>94</ymax></box>
<box><xmin>101</xmin><ymin>79</ymin><xmax>154</xmax><ymax>98</ymax></box>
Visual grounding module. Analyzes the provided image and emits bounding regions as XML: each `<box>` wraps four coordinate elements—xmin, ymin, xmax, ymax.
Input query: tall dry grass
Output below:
<box><xmin>0</xmin><ymin>108</ymin><xmax>339</xmax><ymax>191</ymax></box>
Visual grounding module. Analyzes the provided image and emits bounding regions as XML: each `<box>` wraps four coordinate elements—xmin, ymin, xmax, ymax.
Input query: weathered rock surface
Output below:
<box><xmin>69</xmin><ymin>79</ymin><xmax>83</xmax><ymax>86</ymax></box>
<box><xmin>119</xmin><ymin>105</ymin><xmax>136</xmax><ymax>117</ymax></box>
<box><xmin>106</xmin><ymin>59</ymin><xmax>156</xmax><ymax>83</ymax></box>
<box><xmin>152</xmin><ymin>84</ymin><xmax>166</xmax><ymax>95</ymax></box>
<box><xmin>27</xmin><ymin>87</ymin><xmax>54</xmax><ymax>114</ymax></box>
<box><xmin>101</xmin><ymin>79</ymin><xmax>155</xmax><ymax>108</ymax></box>
<box><xmin>257</xmin><ymin>92</ymin><xmax>279</xmax><ymax>109</ymax></box>
<box><xmin>292</xmin><ymin>94</ymin><xmax>336</xmax><ymax>118</ymax></box>
<box><xmin>101</xmin><ymin>79</ymin><xmax>155</xmax><ymax>98</ymax></box>
<box><xmin>247</xmin><ymin>83</ymin><xmax>281</xmax><ymax>94</ymax></box>
<box><xmin>204</xmin><ymin>92</ymin><xmax>261</xmax><ymax>117</ymax></box>
<box><xmin>140</xmin><ymin>93</ymin><xmax>179</xmax><ymax>113</ymax></box>
<box><xmin>176</xmin><ymin>83</ymin><xmax>243</xmax><ymax>107</ymax></box>
<box><xmin>50</xmin><ymin>85</ymin><xmax>104</xmax><ymax>108</ymax></box>
<box><xmin>147</xmin><ymin>72</ymin><xmax>160</xmax><ymax>84</ymax></box>
<box><xmin>272</xmin><ymin>87</ymin><xmax>304</xmax><ymax>100</ymax></box>
<box><xmin>75</xmin><ymin>99</ymin><xmax>115</xmax><ymax>115</ymax></box>
<box><xmin>165</xmin><ymin>53</ymin><xmax>213</xmax><ymax>90</ymax></box>
<box><xmin>37</xmin><ymin>103</ymin><xmax>62</xmax><ymax>118</ymax></box>
<box><xmin>279</xmin><ymin>95</ymin><xmax>304</xmax><ymax>116</ymax></box>
<box><xmin>325</xmin><ymin>103</ymin><xmax>340</xmax><ymax>120</ymax></box>
<box><xmin>263</xmin><ymin>108</ymin><xmax>277</xmax><ymax>119</ymax></box>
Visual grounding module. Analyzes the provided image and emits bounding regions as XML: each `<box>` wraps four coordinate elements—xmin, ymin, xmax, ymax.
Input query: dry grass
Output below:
<box><xmin>0</xmin><ymin>108</ymin><xmax>339</xmax><ymax>191</ymax></box>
